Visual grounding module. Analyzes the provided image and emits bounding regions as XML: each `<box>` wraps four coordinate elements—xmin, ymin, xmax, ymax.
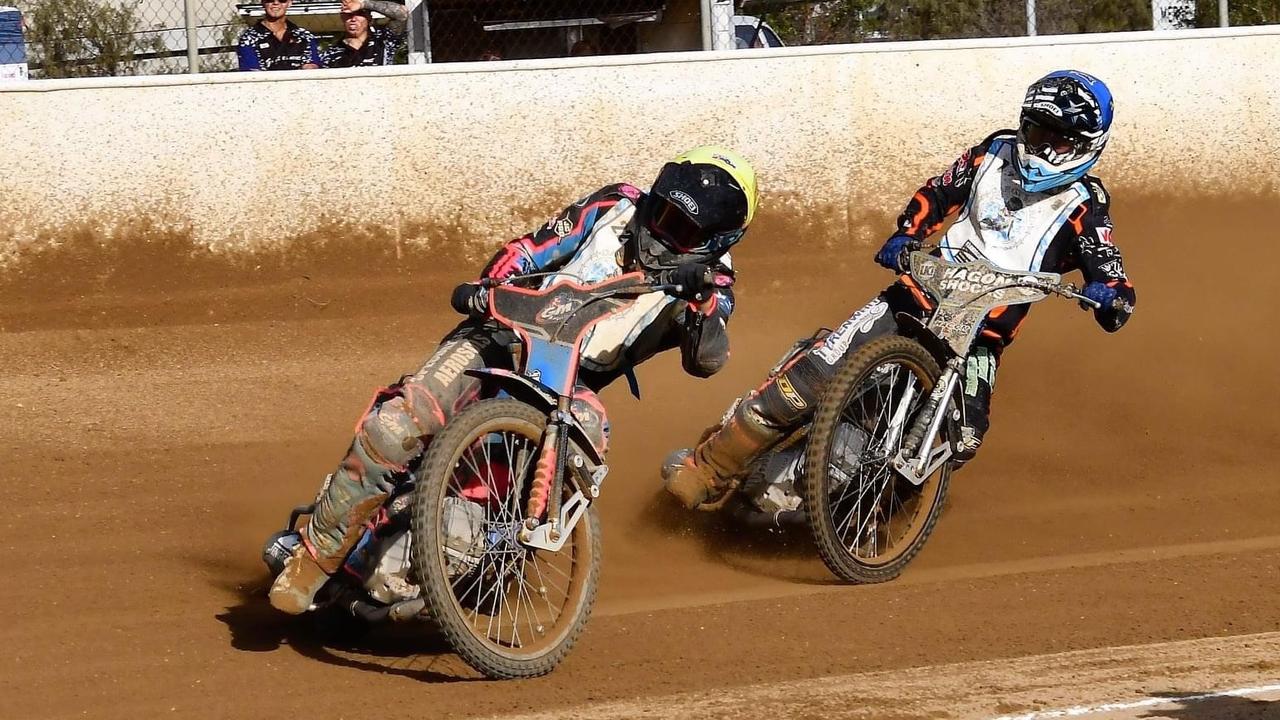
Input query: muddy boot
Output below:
<box><xmin>268</xmin><ymin>542</ymin><xmax>331</xmax><ymax>615</ymax></box>
<box><xmin>662</xmin><ymin>401</ymin><xmax>783</xmax><ymax>509</ymax></box>
<box><xmin>268</xmin><ymin>440</ymin><xmax>396</xmax><ymax>615</ymax></box>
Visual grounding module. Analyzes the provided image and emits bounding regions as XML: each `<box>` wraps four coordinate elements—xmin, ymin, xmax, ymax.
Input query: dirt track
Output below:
<box><xmin>2</xmin><ymin>193</ymin><xmax>1279</xmax><ymax>719</ymax></box>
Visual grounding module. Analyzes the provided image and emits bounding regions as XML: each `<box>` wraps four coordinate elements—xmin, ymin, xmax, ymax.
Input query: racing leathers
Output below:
<box><xmin>663</xmin><ymin>130</ymin><xmax>1136</xmax><ymax>508</ymax></box>
<box><xmin>270</xmin><ymin>183</ymin><xmax>735</xmax><ymax>613</ymax></box>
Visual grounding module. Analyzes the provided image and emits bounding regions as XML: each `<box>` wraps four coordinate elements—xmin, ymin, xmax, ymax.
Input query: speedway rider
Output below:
<box><xmin>270</xmin><ymin>147</ymin><xmax>758</xmax><ymax>613</ymax></box>
<box><xmin>662</xmin><ymin>71</ymin><xmax>1137</xmax><ymax>509</ymax></box>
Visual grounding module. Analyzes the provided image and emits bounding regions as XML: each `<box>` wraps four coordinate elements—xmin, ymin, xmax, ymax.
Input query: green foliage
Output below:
<box><xmin>24</xmin><ymin>0</ymin><xmax>162</xmax><ymax>77</ymax></box>
<box><xmin>1194</xmin><ymin>0</ymin><xmax>1280</xmax><ymax>25</ymax></box>
<box><xmin>758</xmin><ymin>0</ymin><xmax>1156</xmax><ymax>45</ymax></box>
<box><xmin>1034</xmin><ymin>0</ymin><xmax>1150</xmax><ymax>34</ymax></box>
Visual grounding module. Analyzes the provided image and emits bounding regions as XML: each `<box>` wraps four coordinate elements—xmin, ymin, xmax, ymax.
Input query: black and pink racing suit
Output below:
<box><xmin>300</xmin><ymin>183</ymin><xmax>737</xmax><ymax>569</ymax></box>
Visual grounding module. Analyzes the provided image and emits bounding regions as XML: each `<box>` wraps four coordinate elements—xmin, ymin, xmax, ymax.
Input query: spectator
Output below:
<box><xmin>569</xmin><ymin>39</ymin><xmax>599</xmax><ymax>56</ymax></box>
<box><xmin>237</xmin><ymin>0</ymin><xmax>320</xmax><ymax>71</ymax></box>
<box><xmin>321</xmin><ymin>0</ymin><xmax>406</xmax><ymax>68</ymax></box>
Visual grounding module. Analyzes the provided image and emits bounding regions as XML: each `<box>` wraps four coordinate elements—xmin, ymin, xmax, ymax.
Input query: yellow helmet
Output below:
<box><xmin>635</xmin><ymin>145</ymin><xmax>759</xmax><ymax>266</ymax></box>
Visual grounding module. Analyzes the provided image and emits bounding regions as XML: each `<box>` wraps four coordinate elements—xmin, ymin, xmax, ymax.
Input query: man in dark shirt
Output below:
<box><xmin>321</xmin><ymin>0</ymin><xmax>406</xmax><ymax>68</ymax></box>
<box><xmin>237</xmin><ymin>0</ymin><xmax>321</xmax><ymax>71</ymax></box>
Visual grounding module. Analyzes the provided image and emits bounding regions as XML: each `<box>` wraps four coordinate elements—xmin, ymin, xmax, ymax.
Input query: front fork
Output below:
<box><xmin>518</xmin><ymin>396</ymin><xmax>605</xmax><ymax>552</ymax></box>
<box><xmin>892</xmin><ymin>357</ymin><xmax>962</xmax><ymax>486</ymax></box>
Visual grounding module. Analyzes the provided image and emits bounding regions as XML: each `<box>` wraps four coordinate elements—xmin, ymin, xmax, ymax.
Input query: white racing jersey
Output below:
<box><xmin>939</xmin><ymin>137</ymin><xmax>1089</xmax><ymax>272</ymax></box>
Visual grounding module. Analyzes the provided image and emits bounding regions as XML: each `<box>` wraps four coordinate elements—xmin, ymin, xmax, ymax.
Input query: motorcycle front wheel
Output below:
<box><xmin>804</xmin><ymin>335</ymin><xmax>953</xmax><ymax>583</ymax></box>
<box><xmin>411</xmin><ymin>398</ymin><xmax>600</xmax><ymax>679</ymax></box>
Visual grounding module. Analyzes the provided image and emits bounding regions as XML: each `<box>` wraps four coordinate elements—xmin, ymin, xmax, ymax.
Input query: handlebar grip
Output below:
<box><xmin>710</xmin><ymin>271</ymin><xmax>735</xmax><ymax>288</ymax></box>
<box><xmin>450</xmin><ymin>283</ymin><xmax>489</xmax><ymax>317</ymax></box>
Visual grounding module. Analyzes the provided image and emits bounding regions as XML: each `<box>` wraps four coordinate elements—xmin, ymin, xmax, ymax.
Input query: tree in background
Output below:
<box><xmin>23</xmin><ymin>0</ymin><xmax>164</xmax><ymax>77</ymax></box>
<box><xmin>1033</xmin><ymin>0</ymin><xmax>1150</xmax><ymax>34</ymax></box>
<box><xmin>757</xmin><ymin>0</ymin><xmax>1154</xmax><ymax>44</ymax></box>
<box><xmin>1194</xmin><ymin>0</ymin><xmax>1280</xmax><ymax>25</ymax></box>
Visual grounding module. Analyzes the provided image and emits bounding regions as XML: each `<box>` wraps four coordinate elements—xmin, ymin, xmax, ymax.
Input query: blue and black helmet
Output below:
<box><xmin>1015</xmin><ymin>70</ymin><xmax>1114</xmax><ymax>192</ymax></box>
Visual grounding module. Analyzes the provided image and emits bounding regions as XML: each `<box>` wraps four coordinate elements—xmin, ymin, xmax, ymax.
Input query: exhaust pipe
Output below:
<box><xmin>347</xmin><ymin>597</ymin><xmax>427</xmax><ymax>624</ymax></box>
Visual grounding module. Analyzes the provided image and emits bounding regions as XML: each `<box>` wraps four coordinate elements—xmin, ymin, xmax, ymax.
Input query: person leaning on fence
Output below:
<box><xmin>321</xmin><ymin>0</ymin><xmax>406</xmax><ymax>68</ymax></box>
<box><xmin>237</xmin><ymin>0</ymin><xmax>321</xmax><ymax>71</ymax></box>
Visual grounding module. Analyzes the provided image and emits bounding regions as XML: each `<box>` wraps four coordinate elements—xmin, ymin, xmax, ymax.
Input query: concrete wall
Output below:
<box><xmin>0</xmin><ymin>27</ymin><xmax>1276</xmax><ymax>266</ymax></box>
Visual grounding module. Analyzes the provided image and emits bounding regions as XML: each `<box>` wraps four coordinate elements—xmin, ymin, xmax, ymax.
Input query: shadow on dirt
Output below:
<box><xmin>1139</xmin><ymin>692</ymin><xmax>1280</xmax><ymax>720</ymax></box>
<box><xmin>214</xmin><ymin>575</ymin><xmax>481</xmax><ymax>684</ymax></box>
<box><xmin>636</xmin><ymin>489</ymin><xmax>835</xmax><ymax>585</ymax></box>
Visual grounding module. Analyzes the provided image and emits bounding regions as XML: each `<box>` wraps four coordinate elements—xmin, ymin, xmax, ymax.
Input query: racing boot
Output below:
<box><xmin>662</xmin><ymin>399</ymin><xmax>784</xmax><ymax>509</ymax></box>
<box><xmin>268</xmin><ymin>542</ymin><xmax>331</xmax><ymax>615</ymax></box>
<box><xmin>268</xmin><ymin>439</ymin><xmax>395</xmax><ymax>614</ymax></box>
<box><xmin>953</xmin><ymin>426</ymin><xmax>985</xmax><ymax>464</ymax></box>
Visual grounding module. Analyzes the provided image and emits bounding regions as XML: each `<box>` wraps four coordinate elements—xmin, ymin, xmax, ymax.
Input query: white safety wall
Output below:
<box><xmin>0</xmin><ymin>27</ymin><xmax>1276</xmax><ymax>265</ymax></box>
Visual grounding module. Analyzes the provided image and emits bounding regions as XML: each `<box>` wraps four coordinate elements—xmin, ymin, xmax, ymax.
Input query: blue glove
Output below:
<box><xmin>1080</xmin><ymin>281</ymin><xmax>1118</xmax><ymax>311</ymax></box>
<box><xmin>875</xmin><ymin>234</ymin><xmax>918</xmax><ymax>272</ymax></box>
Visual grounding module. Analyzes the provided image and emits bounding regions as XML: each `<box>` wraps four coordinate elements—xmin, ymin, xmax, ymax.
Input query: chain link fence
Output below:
<box><xmin>3</xmin><ymin>0</ymin><xmax>1277</xmax><ymax>78</ymax></box>
<box><xmin>744</xmin><ymin>0</ymin><xmax>1277</xmax><ymax>46</ymax></box>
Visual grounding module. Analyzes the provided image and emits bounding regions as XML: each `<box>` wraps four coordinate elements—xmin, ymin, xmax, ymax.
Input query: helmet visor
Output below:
<box><xmin>646</xmin><ymin>197</ymin><xmax>706</xmax><ymax>253</ymax></box>
<box><xmin>1018</xmin><ymin>117</ymin><xmax>1090</xmax><ymax>165</ymax></box>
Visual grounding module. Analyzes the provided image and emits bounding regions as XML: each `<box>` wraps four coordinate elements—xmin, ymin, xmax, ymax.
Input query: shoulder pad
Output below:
<box><xmin>983</xmin><ymin>129</ymin><xmax>1018</xmax><ymax>147</ymax></box>
<box><xmin>1082</xmin><ymin>175</ymin><xmax>1111</xmax><ymax>210</ymax></box>
<box><xmin>609</xmin><ymin>183</ymin><xmax>643</xmax><ymax>202</ymax></box>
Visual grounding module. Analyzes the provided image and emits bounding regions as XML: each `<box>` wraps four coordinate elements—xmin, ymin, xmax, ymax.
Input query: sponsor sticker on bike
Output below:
<box><xmin>813</xmin><ymin>300</ymin><xmax>889</xmax><ymax>365</ymax></box>
<box><xmin>536</xmin><ymin>294</ymin><xmax>584</xmax><ymax>323</ymax></box>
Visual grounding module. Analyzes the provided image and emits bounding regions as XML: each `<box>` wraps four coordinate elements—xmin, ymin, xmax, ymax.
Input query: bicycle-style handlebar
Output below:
<box><xmin>901</xmin><ymin>245</ymin><xmax>1121</xmax><ymax>313</ymax></box>
<box><xmin>462</xmin><ymin>268</ymin><xmax>734</xmax><ymax>317</ymax></box>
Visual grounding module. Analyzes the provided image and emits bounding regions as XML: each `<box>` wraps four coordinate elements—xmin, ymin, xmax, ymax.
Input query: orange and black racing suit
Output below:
<box><xmin>738</xmin><ymin>130</ymin><xmax>1136</xmax><ymax>451</ymax></box>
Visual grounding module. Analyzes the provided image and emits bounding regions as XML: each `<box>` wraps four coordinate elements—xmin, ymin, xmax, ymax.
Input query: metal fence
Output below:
<box><xmin>7</xmin><ymin>0</ymin><xmax>1278</xmax><ymax>78</ymax></box>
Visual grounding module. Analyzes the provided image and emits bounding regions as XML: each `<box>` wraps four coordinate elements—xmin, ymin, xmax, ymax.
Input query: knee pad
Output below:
<box><xmin>359</xmin><ymin>395</ymin><xmax>422</xmax><ymax>469</ymax></box>
<box><xmin>749</xmin><ymin>350</ymin><xmax>831</xmax><ymax>430</ymax></box>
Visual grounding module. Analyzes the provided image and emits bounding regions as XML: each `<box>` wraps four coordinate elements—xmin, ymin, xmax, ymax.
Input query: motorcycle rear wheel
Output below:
<box><xmin>804</xmin><ymin>335</ymin><xmax>952</xmax><ymax>583</ymax></box>
<box><xmin>411</xmin><ymin>398</ymin><xmax>601</xmax><ymax>679</ymax></box>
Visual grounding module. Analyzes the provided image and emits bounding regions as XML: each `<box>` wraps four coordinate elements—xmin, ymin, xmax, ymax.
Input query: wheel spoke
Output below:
<box><xmin>417</xmin><ymin>402</ymin><xmax>597</xmax><ymax>673</ymax></box>
<box><xmin>820</xmin><ymin>355</ymin><xmax>946</xmax><ymax>567</ymax></box>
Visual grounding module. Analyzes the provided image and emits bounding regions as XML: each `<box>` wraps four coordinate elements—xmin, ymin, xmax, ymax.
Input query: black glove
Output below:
<box><xmin>666</xmin><ymin>262</ymin><xmax>714</xmax><ymax>302</ymax></box>
<box><xmin>450</xmin><ymin>282</ymin><xmax>487</xmax><ymax>317</ymax></box>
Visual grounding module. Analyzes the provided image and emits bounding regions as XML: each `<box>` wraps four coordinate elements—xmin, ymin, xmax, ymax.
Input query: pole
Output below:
<box><xmin>1219</xmin><ymin>0</ymin><xmax>1229</xmax><ymax>26</ymax></box>
<box><xmin>1026</xmin><ymin>0</ymin><xmax>1036</xmax><ymax>36</ymax></box>
<box><xmin>406</xmin><ymin>0</ymin><xmax>429</xmax><ymax>63</ymax></box>
<box><xmin>699</xmin><ymin>0</ymin><xmax>712</xmax><ymax>50</ymax></box>
<box><xmin>184</xmin><ymin>0</ymin><xmax>199</xmax><ymax>73</ymax></box>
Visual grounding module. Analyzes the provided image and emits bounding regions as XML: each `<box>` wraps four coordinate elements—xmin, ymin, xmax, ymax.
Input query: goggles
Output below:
<box><xmin>646</xmin><ymin>197</ymin><xmax>707</xmax><ymax>253</ymax></box>
<box><xmin>1018</xmin><ymin>117</ymin><xmax>1088</xmax><ymax>164</ymax></box>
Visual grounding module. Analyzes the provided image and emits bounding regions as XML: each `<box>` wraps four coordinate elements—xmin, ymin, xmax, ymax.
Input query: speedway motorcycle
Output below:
<box><xmin>264</xmin><ymin>270</ymin><xmax>697</xmax><ymax>679</ymax></box>
<box><xmin>713</xmin><ymin>251</ymin><xmax>1110</xmax><ymax>583</ymax></box>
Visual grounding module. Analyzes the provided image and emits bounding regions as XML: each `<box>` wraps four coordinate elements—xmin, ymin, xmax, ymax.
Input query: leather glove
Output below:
<box><xmin>666</xmin><ymin>263</ymin><xmax>715</xmax><ymax>302</ymax></box>
<box><xmin>1080</xmin><ymin>281</ymin><xmax>1118</xmax><ymax>312</ymax></box>
<box><xmin>450</xmin><ymin>282</ymin><xmax>487</xmax><ymax>317</ymax></box>
<box><xmin>875</xmin><ymin>234</ymin><xmax>920</xmax><ymax>273</ymax></box>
